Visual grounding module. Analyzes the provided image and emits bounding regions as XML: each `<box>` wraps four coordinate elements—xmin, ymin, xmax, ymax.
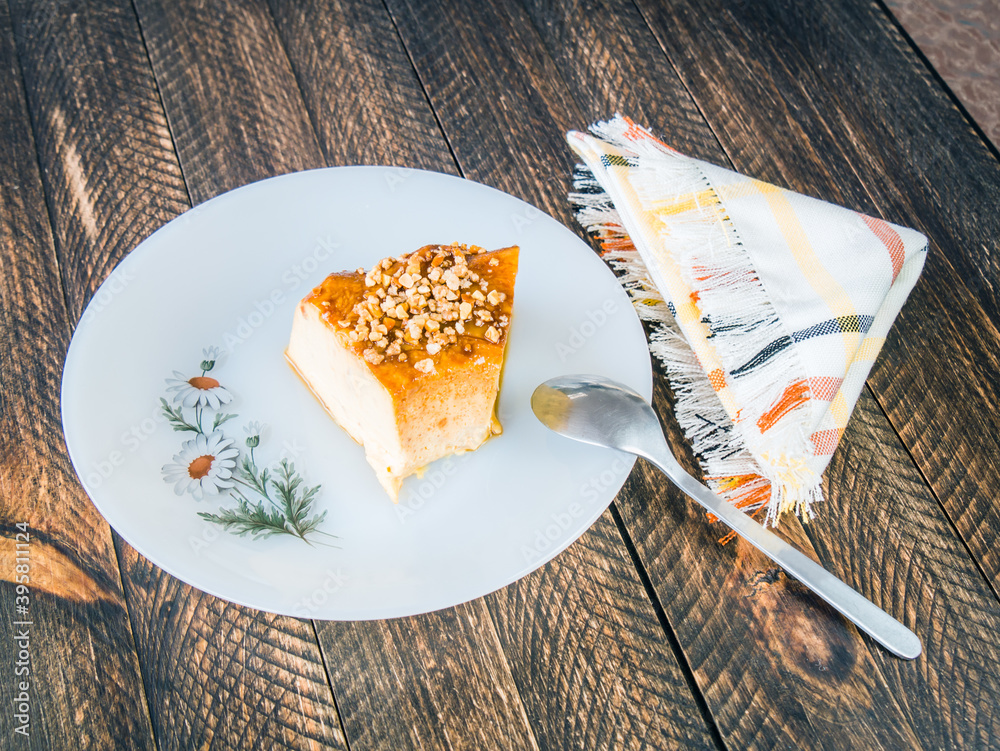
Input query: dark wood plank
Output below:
<box><xmin>275</xmin><ymin>1</ymin><xmax>721</xmax><ymax>748</ymax></box>
<box><xmin>134</xmin><ymin>0</ymin><xmax>321</xmax><ymax>206</ymax></box>
<box><xmin>132</xmin><ymin>1</ymin><xmax>548</xmax><ymax>748</ymax></box>
<box><xmin>8</xmin><ymin>1</ymin><xmax>347</xmax><ymax>747</ymax></box>
<box><xmin>516</xmin><ymin>0</ymin><xmax>1000</xmax><ymax>746</ymax></box>
<box><xmin>322</xmin><ymin>604</ymin><xmax>541</xmax><ymax>751</ymax></box>
<box><xmin>489</xmin><ymin>511</ymin><xmax>722</xmax><ymax>750</ymax></box>
<box><xmin>121</xmin><ymin>555</ymin><xmax>345</xmax><ymax>750</ymax></box>
<box><xmin>0</xmin><ymin>1</ymin><xmax>156</xmax><ymax>747</ymax></box>
<box><xmin>269</xmin><ymin>0</ymin><xmax>458</xmax><ymax>172</ymax></box>
<box><xmin>385</xmin><ymin>0</ymin><xmax>584</xmax><ymax>225</ymax></box>
<box><xmin>9</xmin><ymin>0</ymin><xmax>190</xmax><ymax>322</ymax></box>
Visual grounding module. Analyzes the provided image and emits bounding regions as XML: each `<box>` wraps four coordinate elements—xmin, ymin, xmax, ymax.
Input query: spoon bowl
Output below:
<box><xmin>531</xmin><ymin>374</ymin><xmax>922</xmax><ymax>660</ymax></box>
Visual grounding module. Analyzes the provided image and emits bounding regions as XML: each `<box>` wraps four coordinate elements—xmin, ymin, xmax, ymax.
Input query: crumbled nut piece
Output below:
<box><xmin>459</xmin><ymin>301</ymin><xmax>473</xmax><ymax>320</ymax></box>
<box><xmin>414</xmin><ymin>358</ymin><xmax>435</xmax><ymax>373</ymax></box>
<box><xmin>426</xmin><ymin>341</ymin><xmax>442</xmax><ymax>355</ymax></box>
<box><xmin>471</xmin><ymin>289</ymin><xmax>485</xmax><ymax>302</ymax></box>
<box><xmin>363</xmin><ymin>349</ymin><xmax>384</xmax><ymax>364</ymax></box>
<box><xmin>488</xmin><ymin>258</ymin><xmax>498</xmax><ymax>267</ymax></box>
<box><xmin>484</xmin><ymin>326</ymin><xmax>500</xmax><ymax>344</ymax></box>
<box><xmin>487</xmin><ymin>289</ymin><xmax>501</xmax><ymax>306</ymax></box>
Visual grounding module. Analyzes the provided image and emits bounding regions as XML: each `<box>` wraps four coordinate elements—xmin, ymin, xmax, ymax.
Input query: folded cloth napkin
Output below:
<box><xmin>568</xmin><ymin>116</ymin><xmax>927</xmax><ymax>528</ymax></box>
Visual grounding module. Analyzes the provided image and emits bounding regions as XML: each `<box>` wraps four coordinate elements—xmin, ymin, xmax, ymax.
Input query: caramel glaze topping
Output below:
<box><xmin>304</xmin><ymin>244</ymin><xmax>518</xmax><ymax>395</ymax></box>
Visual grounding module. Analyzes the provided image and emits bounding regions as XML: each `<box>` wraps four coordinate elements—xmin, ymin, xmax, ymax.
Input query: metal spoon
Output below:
<box><xmin>531</xmin><ymin>374</ymin><xmax>921</xmax><ymax>660</ymax></box>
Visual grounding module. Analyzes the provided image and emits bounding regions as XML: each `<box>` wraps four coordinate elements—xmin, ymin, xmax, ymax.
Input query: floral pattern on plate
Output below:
<box><xmin>160</xmin><ymin>346</ymin><xmax>335</xmax><ymax>546</ymax></box>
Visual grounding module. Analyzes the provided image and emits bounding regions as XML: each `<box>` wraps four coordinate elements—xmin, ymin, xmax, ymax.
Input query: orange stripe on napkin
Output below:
<box><xmin>859</xmin><ymin>213</ymin><xmax>905</xmax><ymax>281</ymax></box>
<box><xmin>757</xmin><ymin>379</ymin><xmax>809</xmax><ymax>432</ymax></box>
<box><xmin>808</xmin><ymin>376</ymin><xmax>842</xmax><ymax>401</ymax></box>
<box><xmin>810</xmin><ymin>428</ymin><xmax>844</xmax><ymax>456</ymax></box>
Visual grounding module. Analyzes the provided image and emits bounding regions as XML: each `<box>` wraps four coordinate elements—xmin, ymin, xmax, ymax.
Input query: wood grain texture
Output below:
<box><xmin>120</xmin><ymin>552</ymin><xmax>345</xmax><ymax>750</ymax></box>
<box><xmin>819</xmin><ymin>387</ymin><xmax>1000</xmax><ymax>748</ymax></box>
<box><xmin>133</xmin><ymin>0</ymin><xmax>322</xmax><ymax>206</ymax></box>
<box><xmin>9</xmin><ymin>0</ymin><xmax>190</xmax><ymax>322</ymax></box>
<box><xmin>618</xmin><ymin>385</ymin><xmax>926</xmax><ymax>751</ymax></box>
<box><xmin>133</xmin><ymin>1</ymin><xmax>547</xmax><ymax>748</ymax></box>
<box><xmin>385</xmin><ymin>0</ymin><xmax>584</xmax><ymax>225</ymax></box>
<box><xmin>0</xmin><ymin>0</ymin><xmax>156</xmax><ymax>747</ymax></box>
<box><xmin>9</xmin><ymin>0</ymin><xmax>348</xmax><ymax>747</ymax></box>
<box><xmin>519</xmin><ymin>0</ymin><xmax>722</xmax><ymax>165</ymax></box>
<box><xmin>267</xmin><ymin>0</ymin><xmax>457</xmax><ymax>173</ymax></box>
<box><xmin>490</xmin><ymin>511</ymin><xmax>721</xmax><ymax>750</ymax></box>
<box><xmin>5</xmin><ymin>0</ymin><xmax>999</xmax><ymax>747</ymax></box>
<box><xmin>321</xmin><ymin>605</ymin><xmax>540</xmax><ymax>751</ymax></box>
<box><xmin>279</xmin><ymin>0</ymin><xmax>720</xmax><ymax>747</ymax></box>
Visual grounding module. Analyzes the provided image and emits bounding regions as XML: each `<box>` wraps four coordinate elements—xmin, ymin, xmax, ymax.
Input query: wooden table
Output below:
<box><xmin>2</xmin><ymin>1</ymin><xmax>999</xmax><ymax>748</ymax></box>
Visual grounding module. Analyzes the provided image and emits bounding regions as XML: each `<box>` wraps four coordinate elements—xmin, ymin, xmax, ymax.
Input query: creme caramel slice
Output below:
<box><xmin>286</xmin><ymin>243</ymin><xmax>518</xmax><ymax>500</ymax></box>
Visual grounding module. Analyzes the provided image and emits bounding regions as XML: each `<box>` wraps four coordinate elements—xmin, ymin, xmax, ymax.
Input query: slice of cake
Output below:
<box><xmin>286</xmin><ymin>243</ymin><xmax>519</xmax><ymax>500</ymax></box>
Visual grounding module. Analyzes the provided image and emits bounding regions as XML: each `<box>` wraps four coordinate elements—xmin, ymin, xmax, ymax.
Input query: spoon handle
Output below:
<box><xmin>648</xmin><ymin>454</ymin><xmax>922</xmax><ymax>660</ymax></box>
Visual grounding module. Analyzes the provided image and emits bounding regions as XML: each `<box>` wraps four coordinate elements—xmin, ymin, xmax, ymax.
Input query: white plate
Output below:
<box><xmin>61</xmin><ymin>167</ymin><xmax>652</xmax><ymax>619</ymax></box>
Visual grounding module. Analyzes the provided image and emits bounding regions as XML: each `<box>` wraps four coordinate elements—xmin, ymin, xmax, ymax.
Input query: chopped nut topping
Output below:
<box><xmin>346</xmin><ymin>243</ymin><xmax>508</xmax><ymax>364</ymax></box>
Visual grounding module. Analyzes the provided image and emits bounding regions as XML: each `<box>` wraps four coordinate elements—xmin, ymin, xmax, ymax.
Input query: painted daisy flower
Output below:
<box><xmin>165</xmin><ymin>369</ymin><xmax>233</xmax><ymax>409</ymax></box>
<box><xmin>162</xmin><ymin>430</ymin><xmax>239</xmax><ymax>500</ymax></box>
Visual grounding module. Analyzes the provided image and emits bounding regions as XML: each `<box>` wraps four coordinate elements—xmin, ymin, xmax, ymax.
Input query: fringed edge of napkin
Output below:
<box><xmin>569</xmin><ymin>119</ymin><xmax>823</xmax><ymax>529</ymax></box>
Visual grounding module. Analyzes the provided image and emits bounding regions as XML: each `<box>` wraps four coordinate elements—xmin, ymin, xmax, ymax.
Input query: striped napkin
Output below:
<box><xmin>568</xmin><ymin>116</ymin><xmax>927</xmax><ymax>528</ymax></box>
